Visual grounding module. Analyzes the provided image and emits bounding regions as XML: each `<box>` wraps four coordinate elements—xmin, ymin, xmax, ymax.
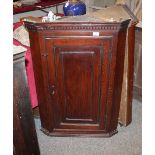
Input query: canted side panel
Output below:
<box><xmin>54</xmin><ymin>46</ymin><xmax>102</xmax><ymax>125</ymax></box>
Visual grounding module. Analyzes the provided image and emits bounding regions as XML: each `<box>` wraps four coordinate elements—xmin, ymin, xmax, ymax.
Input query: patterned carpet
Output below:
<box><xmin>34</xmin><ymin>99</ymin><xmax>142</xmax><ymax>155</ymax></box>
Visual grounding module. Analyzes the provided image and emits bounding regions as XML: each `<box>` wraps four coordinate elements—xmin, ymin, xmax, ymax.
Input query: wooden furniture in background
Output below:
<box><xmin>25</xmin><ymin>16</ymin><xmax>130</xmax><ymax>137</ymax></box>
<box><xmin>13</xmin><ymin>0</ymin><xmax>66</xmax><ymax>14</ymax></box>
<box><xmin>118</xmin><ymin>5</ymin><xmax>138</xmax><ymax>126</ymax></box>
<box><xmin>133</xmin><ymin>26</ymin><xmax>142</xmax><ymax>100</ymax></box>
<box><xmin>13</xmin><ymin>52</ymin><xmax>40</xmax><ymax>155</ymax></box>
<box><xmin>119</xmin><ymin>22</ymin><xmax>136</xmax><ymax>126</ymax></box>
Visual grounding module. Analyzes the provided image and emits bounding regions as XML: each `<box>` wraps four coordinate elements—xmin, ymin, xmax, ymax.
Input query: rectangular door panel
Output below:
<box><xmin>55</xmin><ymin>46</ymin><xmax>102</xmax><ymax>124</ymax></box>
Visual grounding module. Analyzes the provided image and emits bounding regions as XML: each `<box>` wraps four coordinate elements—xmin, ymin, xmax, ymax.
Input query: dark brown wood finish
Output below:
<box><xmin>13</xmin><ymin>52</ymin><xmax>40</xmax><ymax>154</ymax></box>
<box><xmin>25</xmin><ymin>19</ymin><xmax>130</xmax><ymax>137</ymax></box>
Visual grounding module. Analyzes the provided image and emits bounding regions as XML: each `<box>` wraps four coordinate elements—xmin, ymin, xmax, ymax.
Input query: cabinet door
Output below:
<box><xmin>45</xmin><ymin>37</ymin><xmax>111</xmax><ymax>132</ymax></box>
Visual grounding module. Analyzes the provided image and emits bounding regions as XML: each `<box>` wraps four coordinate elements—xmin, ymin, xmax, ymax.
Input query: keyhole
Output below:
<box><xmin>51</xmin><ymin>85</ymin><xmax>55</xmax><ymax>95</ymax></box>
<box><xmin>51</xmin><ymin>90</ymin><xmax>55</xmax><ymax>95</ymax></box>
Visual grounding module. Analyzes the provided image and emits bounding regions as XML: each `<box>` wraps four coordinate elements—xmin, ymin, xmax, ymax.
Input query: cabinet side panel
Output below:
<box><xmin>110</xmin><ymin>29</ymin><xmax>128</xmax><ymax>131</ymax></box>
<box><xmin>29</xmin><ymin>31</ymin><xmax>54</xmax><ymax>131</ymax></box>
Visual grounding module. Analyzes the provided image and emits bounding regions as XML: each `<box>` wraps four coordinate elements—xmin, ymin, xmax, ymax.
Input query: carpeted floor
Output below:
<box><xmin>34</xmin><ymin>99</ymin><xmax>142</xmax><ymax>155</ymax></box>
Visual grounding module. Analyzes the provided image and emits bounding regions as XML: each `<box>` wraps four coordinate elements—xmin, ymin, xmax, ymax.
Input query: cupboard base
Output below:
<box><xmin>41</xmin><ymin>127</ymin><xmax>118</xmax><ymax>138</ymax></box>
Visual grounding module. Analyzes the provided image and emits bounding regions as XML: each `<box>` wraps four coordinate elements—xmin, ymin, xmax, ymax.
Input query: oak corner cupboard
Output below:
<box><xmin>25</xmin><ymin>16</ymin><xmax>130</xmax><ymax>137</ymax></box>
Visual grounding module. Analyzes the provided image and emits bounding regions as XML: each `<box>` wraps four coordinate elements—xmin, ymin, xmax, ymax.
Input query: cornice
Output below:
<box><xmin>24</xmin><ymin>20</ymin><xmax>130</xmax><ymax>32</ymax></box>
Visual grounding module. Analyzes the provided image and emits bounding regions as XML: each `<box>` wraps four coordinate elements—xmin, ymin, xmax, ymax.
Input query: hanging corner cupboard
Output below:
<box><xmin>25</xmin><ymin>16</ymin><xmax>130</xmax><ymax>137</ymax></box>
